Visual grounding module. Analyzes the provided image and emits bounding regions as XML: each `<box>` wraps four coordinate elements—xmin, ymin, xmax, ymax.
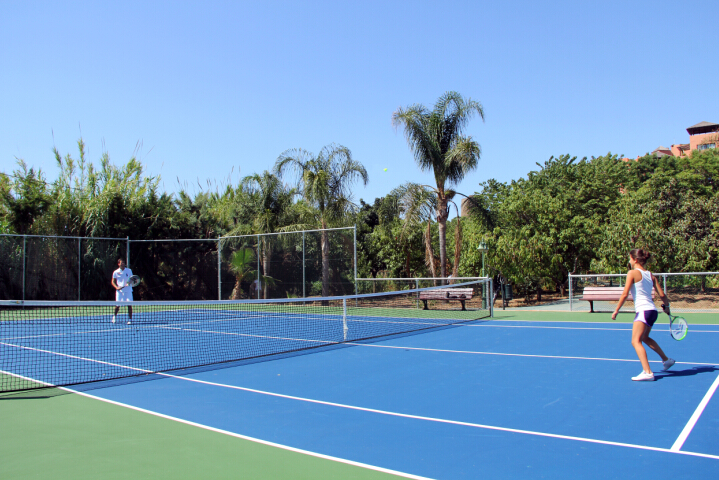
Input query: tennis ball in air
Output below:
<box><xmin>383</xmin><ymin>168</ymin><xmax>387</xmax><ymax>171</ymax></box>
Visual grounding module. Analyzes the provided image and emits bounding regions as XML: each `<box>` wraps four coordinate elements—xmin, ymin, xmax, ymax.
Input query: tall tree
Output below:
<box><xmin>1</xmin><ymin>160</ymin><xmax>52</xmax><ymax>234</ymax></box>
<box><xmin>240</xmin><ymin>171</ymin><xmax>302</xmax><ymax>298</ymax></box>
<box><xmin>390</xmin><ymin>183</ymin><xmax>439</xmax><ymax>278</ymax></box>
<box><xmin>275</xmin><ymin>144</ymin><xmax>368</xmax><ymax>297</ymax></box>
<box><xmin>392</xmin><ymin>91</ymin><xmax>484</xmax><ymax>279</ymax></box>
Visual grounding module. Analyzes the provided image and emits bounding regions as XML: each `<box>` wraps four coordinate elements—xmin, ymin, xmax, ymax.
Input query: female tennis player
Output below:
<box><xmin>611</xmin><ymin>249</ymin><xmax>675</xmax><ymax>381</ymax></box>
<box><xmin>111</xmin><ymin>257</ymin><xmax>133</xmax><ymax>324</ymax></box>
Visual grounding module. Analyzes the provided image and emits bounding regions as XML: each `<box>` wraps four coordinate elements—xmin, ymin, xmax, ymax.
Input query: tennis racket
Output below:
<box><xmin>122</xmin><ymin>275</ymin><xmax>141</xmax><ymax>289</ymax></box>
<box><xmin>667</xmin><ymin>314</ymin><xmax>688</xmax><ymax>341</ymax></box>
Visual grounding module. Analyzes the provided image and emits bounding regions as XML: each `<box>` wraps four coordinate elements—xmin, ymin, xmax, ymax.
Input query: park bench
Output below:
<box><xmin>419</xmin><ymin>288</ymin><xmax>474</xmax><ymax>311</ymax></box>
<box><xmin>582</xmin><ymin>286</ymin><xmax>654</xmax><ymax>313</ymax></box>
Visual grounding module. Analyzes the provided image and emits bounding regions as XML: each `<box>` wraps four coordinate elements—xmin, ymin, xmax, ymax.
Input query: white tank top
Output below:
<box><xmin>630</xmin><ymin>270</ymin><xmax>656</xmax><ymax>312</ymax></box>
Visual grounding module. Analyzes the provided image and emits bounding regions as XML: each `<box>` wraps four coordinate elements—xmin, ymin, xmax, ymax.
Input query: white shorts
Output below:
<box><xmin>116</xmin><ymin>289</ymin><xmax>133</xmax><ymax>302</ymax></box>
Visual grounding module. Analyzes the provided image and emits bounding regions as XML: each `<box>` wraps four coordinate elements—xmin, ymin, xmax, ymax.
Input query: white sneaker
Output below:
<box><xmin>112</xmin><ymin>315</ymin><xmax>116</xmax><ymax>323</ymax></box>
<box><xmin>663</xmin><ymin>358</ymin><xmax>675</xmax><ymax>371</ymax></box>
<box><xmin>632</xmin><ymin>371</ymin><xmax>655</xmax><ymax>381</ymax></box>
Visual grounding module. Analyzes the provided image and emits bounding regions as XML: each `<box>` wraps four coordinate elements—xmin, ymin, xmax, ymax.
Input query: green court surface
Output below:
<box><xmin>2</xmin><ymin>309</ymin><xmax>715</xmax><ymax>479</ymax></box>
<box><xmin>0</xmin><ymin>388</ymin><xmax>401</xmax><ymax>480</ymax></box>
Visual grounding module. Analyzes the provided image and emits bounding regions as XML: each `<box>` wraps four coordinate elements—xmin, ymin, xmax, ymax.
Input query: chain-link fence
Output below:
<box><xmin>356</xmin><ymin>277</ymin><xmax>487</xmax><ymax>294</ymax></box>
<box><xmin>220</xmin><ymin>227</ymin><xmax>356</xmax><ymax>300</ymax></box>
<box><xmin>0</xmin><ymin>234</ymin><xmax>127</xmax><ymax>301</ymax></box>
<box><xmin>356</xmin><ymin>277</ymin><xmax>491</xmax><ymax>310</ymax></box>
<box><xmin>569</xmin><ymin>272</ymin><xmax>719</xmax><ymax>313</ymax></box>
<box><xmin>1</xmin><ymin>228</ymin><xmax>356</xmax><ymax>302</ymax></box>
<box><xmin>128</xmin><ymin>239</ymin><xmax>219</xmax><ymax>301</ymax></box>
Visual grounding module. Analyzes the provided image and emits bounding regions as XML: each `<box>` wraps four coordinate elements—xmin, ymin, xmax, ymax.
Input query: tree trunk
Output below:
<box><xmin>425</xmin><ymin>220</ymin><xmax>437</xmax><ymax>285</ymax></box>
<box><xmin>452</xmin><ymin>217</ymin><xmax>462</xmax><ymax>278</ymax></box>
<box><xmin>436</xmin><ymin>195</ymin><xmax>449</xmax><ymax>283</ymax></box>
<box><xmin>405</xmin><ymin>247</ymin><xmax>411</xmax><ymax>277</ymax></box>
<box><xmin>231</xmin><ymin>278</ymin><xmax>242</xmax><ymax>300</ymax></box>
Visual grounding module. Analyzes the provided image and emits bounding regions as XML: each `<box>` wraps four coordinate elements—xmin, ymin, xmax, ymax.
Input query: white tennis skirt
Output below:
<box><xmin>116</xmin><ymin>289</ymin><xmax>133</xmax><ymax>302</ymax></box>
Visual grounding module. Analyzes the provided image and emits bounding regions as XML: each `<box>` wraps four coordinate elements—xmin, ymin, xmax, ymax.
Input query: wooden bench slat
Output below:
<box><xmin>418</xmin><ymin>288</ymin><xmax>474</xmax><ymax>311</ymax></box>
<box><xmin>580</xmin><ymin>286</ymin><xmax>654</xmax><ymax>313</ymax></box>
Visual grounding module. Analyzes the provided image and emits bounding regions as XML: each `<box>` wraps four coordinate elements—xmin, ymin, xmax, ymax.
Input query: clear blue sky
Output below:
<box><xmin>2</xmin><ymin>1</ymin><xmax>718</xmax><ymax>209</ymax></box>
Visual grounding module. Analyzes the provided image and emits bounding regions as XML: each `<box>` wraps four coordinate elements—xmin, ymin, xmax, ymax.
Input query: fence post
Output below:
<box><xmin>126</xmin><ymin>237</ymin><xmax>130</xmax><ymax>268</ymax></box>
<box><xmin>256</xmin><ymin>235</ymin><xmax>260</xmax><ymax>299</ymax></box>
<box><xmin>22</xmin><ymin>235</ymin><xmax>26</xmax><ymax>301</ymax></box>
<box><xmin>569</xmin><ymin>275</ymin><xmax>573</xmax><ymax>312</ymax></box>
<box><xmin>302</xmin><ymin>231</ymin><xmax>306</xmax><ymax>298</ymax></box>
<box><xmin>490</xmin><ymin>278</ymin><xmax>494</xmax><ymax>318</ymax></box>
<box><xmin>78</xmin><ymin>237</ymin><xmax>82</xmax><ymax>301</ymax></box>
<box><xmin>353</xmin><ymin>225</ymin><xmax>358</xmax><ymax>297</ymax></box>
<box><xmin>663</xmin><ymin>274</ymin><xmax>667</xmax><ymax>295</ymax></box>
<box><xmin>217</xmin><ymin>237</ymin><xmax>222</xmax><ymax>300</ymax></box>
<box><xmin>416</xmin><ymin>278</ymin><xmax>419</xmax><ymax>309</ymax></box>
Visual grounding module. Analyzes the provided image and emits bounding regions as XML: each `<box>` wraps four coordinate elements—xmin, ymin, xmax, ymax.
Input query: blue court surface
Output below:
<box><xmin>6</xmin><ymin>315</ymin><xmax>719</xmax><ymax>479</ymax></box>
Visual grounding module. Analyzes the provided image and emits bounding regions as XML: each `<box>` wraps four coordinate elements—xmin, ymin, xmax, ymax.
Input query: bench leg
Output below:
<box><xmin>589</xmin><ymin>300</ymin><xmax>594</xmax><ymax>313</ymax></box>
<box><xmin>422</xmin><ymin>299</ymin><xmax>428</xmax><ymax>310</ymax></box>
<box><xmin>460</xmin><ymin>300</ymin><xmax>466</xmax><ymax>311</ymax></box>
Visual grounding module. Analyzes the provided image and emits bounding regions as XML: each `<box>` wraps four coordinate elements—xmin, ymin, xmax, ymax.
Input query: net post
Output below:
<box><xmin>569</xmin><ymin>275</ymin><xmax>573</xmax><ymax>311</ymax></box>
<box><xmin>343</xmin><ymin>298</ymin><xmax>348</xmax><ymax>340</ymax></box>
<box><xmin>217</xmin><ymin>237</ymin><xmax>222</xmax><ymax>300</ymax></box>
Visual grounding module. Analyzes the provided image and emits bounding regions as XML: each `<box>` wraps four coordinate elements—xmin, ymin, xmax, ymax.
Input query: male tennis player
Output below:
<box><xmin>111</xmin><ymin>257</ymin><xmax>133</xmax><ymax>324</ymax></box>
<box><xmin>611</xmin><ymin>249</ymin><xmax>675</xmax><ymax>381</ymax></box>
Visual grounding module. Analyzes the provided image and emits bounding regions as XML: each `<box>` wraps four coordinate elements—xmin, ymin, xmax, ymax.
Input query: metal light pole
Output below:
<box><xmin>477</xmin><ymin>240</ymin><xmax>488</xmax><ymax>278</ymax></box>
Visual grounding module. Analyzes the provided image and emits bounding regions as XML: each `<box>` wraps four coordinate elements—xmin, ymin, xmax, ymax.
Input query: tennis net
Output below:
<box><xmin>0</xmin><ymin>279</ymin><xmax>492</xmax><ymax>393</ymax></box>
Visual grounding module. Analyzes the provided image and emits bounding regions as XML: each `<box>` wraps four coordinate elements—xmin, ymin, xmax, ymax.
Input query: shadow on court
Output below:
<box><xmin>655</xmin><ymin>365</ymin><xmax>718</xmax><ymax>380</ymax></box>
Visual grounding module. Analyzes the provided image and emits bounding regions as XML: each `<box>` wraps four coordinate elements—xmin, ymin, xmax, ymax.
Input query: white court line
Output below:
<box><xmin>463</xmin><ymin>323</ymin><xmax>719</xmax><ymax>333</ymax></box>
<box><xmin>0</xmin><ymin>341</ymin><xmax>152</xmax><ymax>373</ymax></box>
<box><xmin>348</xmin><ymin>342</ymin><xmax>719</xmax><ymax>367</ymax></box>
<box><xmin>3</xmin><ymin>344</ymin><xmax>719</xmax><ymax>462</ymax></box>
<box><xmin>144</xmin><ymin>370</ymin><xmax>719</xmax><ymax>461</ymax></box>
<box><xmin>156</xmin><ymin>326</ymin><xmax>335</xmax><ymax>345</ymax></box>
<box><xmin>0</xmin><ymin>375</ymin><xmax>431</xmax><ymax>480</ymax></box>
<box><xmin>671</xmin><ymin>372</ymin><xmax>719</xmax><ymax>451</ymax></box>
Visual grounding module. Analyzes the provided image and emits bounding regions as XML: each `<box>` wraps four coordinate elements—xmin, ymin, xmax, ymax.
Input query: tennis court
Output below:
<box><xmin>2</xmin><ymin>293</ymin><xmax>718</xmax><ymax>479</ymax></box>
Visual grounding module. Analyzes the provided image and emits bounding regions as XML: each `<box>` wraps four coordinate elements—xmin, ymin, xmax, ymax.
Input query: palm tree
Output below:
<box><xmin>392</xmin><ymin>91</ymin><xmax>484</xmax><ymax>280</ymax></box>
<box><xmin>240</xmin><ymin>171</ymin><xmax>302</xmax><ymax>298</ymax></box>
<box><xmin>392</xmin><ymin>182</ymin><xmax>465</xmax><ymax>281</ymax></box>
<box><xmin>275</xmin><ymin>144</ymin><xmax>368</xmax><ymax>297</ymax></box>
<box><xmin>389</xmin><ymin>183</ymin><xmax>438</xmax><ymax>278</ymax></box>
<box><xmin>228</xmin><ymin>246</ymin><xmax>256</xmax><ymax>299</ymax></box>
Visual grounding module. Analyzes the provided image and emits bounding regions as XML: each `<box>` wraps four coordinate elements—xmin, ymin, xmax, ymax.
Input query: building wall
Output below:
<box><xmin>690</xmin><ymin>131</ymin><xmax>719</xmax><ymax>151</ymax></box>
<box><xmin>670</xmin><ymin>144</ymin><xmax>690</xmax><ymax>157</ymax></box>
